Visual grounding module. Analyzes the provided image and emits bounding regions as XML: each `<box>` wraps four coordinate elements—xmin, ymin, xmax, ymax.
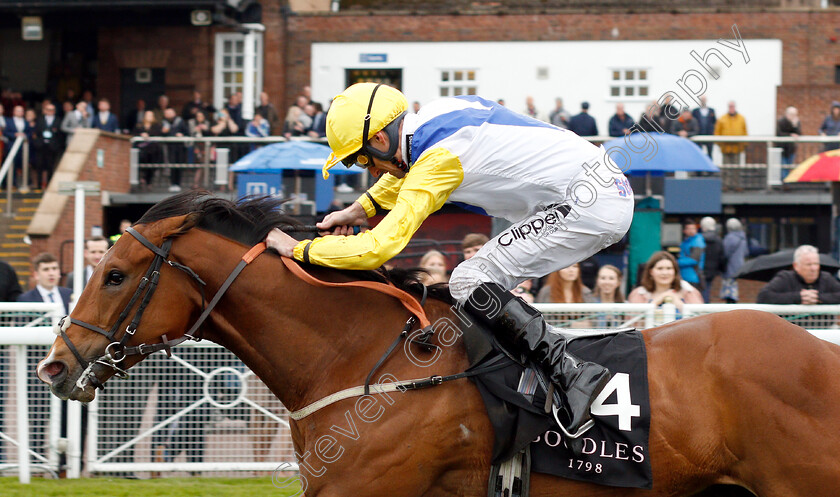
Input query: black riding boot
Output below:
<box><xmin>463</xmin><ymin>282</ymin><xmax>611</xmax><ymax>437</ymax></box>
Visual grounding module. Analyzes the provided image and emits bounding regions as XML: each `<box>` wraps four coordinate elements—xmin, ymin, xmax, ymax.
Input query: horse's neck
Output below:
<box><xmin>187</xmin><ymin>235</ymin><xmax>438</xmax><ymax>412</ymax></box>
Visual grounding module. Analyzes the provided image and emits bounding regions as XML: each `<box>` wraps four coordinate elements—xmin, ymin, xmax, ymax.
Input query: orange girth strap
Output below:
<box><xmin>280</xmin><ymin>254</ymin><xmax>431</xmax><ymax>328</ymax></box>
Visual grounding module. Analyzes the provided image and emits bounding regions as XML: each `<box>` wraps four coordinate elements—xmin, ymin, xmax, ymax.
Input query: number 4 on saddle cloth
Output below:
<box><xmin>460</xmin><ymin>320</ymin><xmax>653</xmax><ymax>491</ymax></box>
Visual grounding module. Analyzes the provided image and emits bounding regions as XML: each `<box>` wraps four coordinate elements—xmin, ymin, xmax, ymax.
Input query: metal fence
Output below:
<box><xmin>0</xmin><ymin>303</ymin><xmax>63</xmax><ymax>483</ymax></box>
<box><xmin>85</xmin><ymin>343</ymin><xmax>296</xmax><ymax>478</ymax></box>
<box><xmin>5</xmin><ymin>301</ymin><xmax>840</xmax><ymax>483</ymax></box>
<box><xmin>537</xmin><ymin>303</ymin><xmax>840</xmax><ymax>332</ymax></box>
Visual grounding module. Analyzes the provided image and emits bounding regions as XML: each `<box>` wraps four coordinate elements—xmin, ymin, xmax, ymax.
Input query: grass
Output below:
<box><xmin>1</xmin><ymin>476</ymin><xmax>302</xmax><ymax>497</ymax></box>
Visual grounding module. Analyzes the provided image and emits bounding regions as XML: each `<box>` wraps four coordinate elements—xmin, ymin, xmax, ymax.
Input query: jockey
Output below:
<box><xmin>266</xmin><ymin>83</ymin><xmax>634</xmax><ymax>437</ymax></box>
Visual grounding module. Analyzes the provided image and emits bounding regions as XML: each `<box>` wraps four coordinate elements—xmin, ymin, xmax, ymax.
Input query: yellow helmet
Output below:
<box><xmin>322</xmin><ymin>83</ymin><xmax>408</xmax><ymax>178</ymax></box>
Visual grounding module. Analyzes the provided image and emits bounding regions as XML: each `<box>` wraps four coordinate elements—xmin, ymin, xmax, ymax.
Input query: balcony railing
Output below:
<box><xmin>126</xmin><ymin>135</ymin><xmax>840</xmax><ymax>195</ymax></box>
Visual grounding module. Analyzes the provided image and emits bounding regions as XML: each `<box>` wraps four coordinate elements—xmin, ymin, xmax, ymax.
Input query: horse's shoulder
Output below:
<box><xmin>423</xmin><ymin>298</ymin><xmax>459</xmax><ymax>324</ymax></box>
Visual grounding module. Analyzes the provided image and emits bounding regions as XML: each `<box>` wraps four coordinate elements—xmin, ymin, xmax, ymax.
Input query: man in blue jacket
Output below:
<box><xmin>568</xmin><ymin>101</ymin><xmax>598</xmax><ymax>137</ymax></box>
<box><xmin>678</xmin><ymin>219</ymin><xmax>706</xmax><ymax>295</ymax></box>
<box><xmin>90</xmin><ymin>99</ymin><xmax>120</xmax><ymax>133</ymax></box>
<box><xmin>18</xmin><ymin>253</ymin><xmax>71</xmax><ymax>314</ymax></box>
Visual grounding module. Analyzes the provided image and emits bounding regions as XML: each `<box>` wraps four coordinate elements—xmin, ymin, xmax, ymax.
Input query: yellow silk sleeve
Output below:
<box><xmin>356</xmin><ymin>173</ymin><xmax>405</xmax><ymax>217</ymax></box>
<box><xmin>293</xmin><ymin>148</ymin><xmax>464</xmax><ymax>269</ymax></box>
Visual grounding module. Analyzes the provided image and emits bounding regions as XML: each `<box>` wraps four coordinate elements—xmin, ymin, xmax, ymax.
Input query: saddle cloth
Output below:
<box><xmin>462</xmin><ymin>321</ymin><xmax>653</xmax><ymax>489</ymax></box>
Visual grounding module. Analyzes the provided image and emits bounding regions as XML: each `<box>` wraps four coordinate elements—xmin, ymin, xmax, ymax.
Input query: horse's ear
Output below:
<box><xmin>171</xmin><ymin>212</ymin><xmax>201</xmax><ymax>237</ymax></box>
<box><xmin>140</xmin><ymin>213</ymin><xmax>200</xmax><ymax>241</ymax></box>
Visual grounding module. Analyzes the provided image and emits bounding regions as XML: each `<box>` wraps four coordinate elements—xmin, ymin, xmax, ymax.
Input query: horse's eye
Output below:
<box><xmin>106</xmin><ymin>270</ymin><xmax>125</xmax><ymax>286</ymax></box>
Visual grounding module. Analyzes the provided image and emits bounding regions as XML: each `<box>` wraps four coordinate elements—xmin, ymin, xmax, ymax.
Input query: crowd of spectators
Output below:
<box><xmin>488</xmin><ymin>95</ymin><xmax>840</xmax><ymax>164</ymax></box>
<box><xmin>5</xmin><ymin>86</ymin><xmax>840</xmax><ymax>194</ymax></box>
<box><xmin>0</xmin><ymin>86</ymin><xmax>325</xmax><ymax>192</ymax></box>
<box><xmin>406</xmin><ymin>218</ymin><xmax>831</xmax><ymax>312</ymax></box>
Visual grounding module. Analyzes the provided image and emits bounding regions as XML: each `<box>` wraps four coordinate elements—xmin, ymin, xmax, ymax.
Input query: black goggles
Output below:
<box><xmin>340</xmin><ymin>83</ymin><xmax>383</xmax><ymax>169</ymax></box>
<box><xmin>341</xmin><ymin>150</ymin><xmax>372</xmax><ymax>169</ymax></box>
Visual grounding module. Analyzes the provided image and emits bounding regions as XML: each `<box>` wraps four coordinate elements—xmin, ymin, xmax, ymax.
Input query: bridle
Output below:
<box><xmin>55</xmin><ymin>224</ymin><xmax>510</xmax><ymax>420</ymax></box>
<box><xmin>57</xmin><ymin>226</ymin><xmax>265</xmax><ymax>392</ymax></box>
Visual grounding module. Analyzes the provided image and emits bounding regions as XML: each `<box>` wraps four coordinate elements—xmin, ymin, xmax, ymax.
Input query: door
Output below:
<box><xmin>119</xmin><ymin>68</ymin><xmax>165</xmax><ymax>132</ymax></box>
<box><xmin>345</xmin><ymin>69</ymin><xmax>403</xmax><ymax>90</ymax></box>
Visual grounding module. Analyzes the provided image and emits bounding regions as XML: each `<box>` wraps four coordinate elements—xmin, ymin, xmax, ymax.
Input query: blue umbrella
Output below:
<box><xmin>230</xmin><ymin>141</ymin><xmax>364</xmax><ymax>175</ymax></box>
<box><xmin>603</xmin><ymin>132</ymin><xmax>718</xmax><ymax>174</ymax></box>
<box><xmin>603</xmin><ymin>132</ymin><xmax>718</xmax><ymax>196</ymax></box>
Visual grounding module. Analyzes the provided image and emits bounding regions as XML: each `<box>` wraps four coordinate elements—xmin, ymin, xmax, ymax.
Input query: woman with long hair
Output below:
<box><xmin>591</xmin><ymin>265</ymin><xmax>626</xmax><ymax>328</ymax></box>
<box><xmin>536</xmin><ymin>263</ymin><xmax>593</xmax><ymax>328</ymax></box>
<box><xmin>592</xmin><ymin>265</ymin><xmax>625</xmax><ymax>303</ymax></box>
<box><xmin>536</xmin><ymin>263</ymin><xmax>592</xmax><ymax>304</ymax></box>
<box><xmin>628</xmin><ymin>251</ymin><xmax>703</xmax><ymax>314</ymax></box>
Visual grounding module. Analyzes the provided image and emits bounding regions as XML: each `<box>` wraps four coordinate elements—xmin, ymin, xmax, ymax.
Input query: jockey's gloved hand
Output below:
<box><xmin>317</xmin><ymin>202</ymin><xmax>368</xmax><ymax>236</ymax></box>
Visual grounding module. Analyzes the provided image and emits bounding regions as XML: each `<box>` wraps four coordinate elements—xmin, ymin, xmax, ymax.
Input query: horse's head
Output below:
<box><xmin>37</xmin><ymin>191</ymin><xmax>292</xmax><ymax>402</ymax></box>
<box><xmin>37</xmin><ymin>213</ymin><xmax>202</xmax><ymax>402</ymax></box>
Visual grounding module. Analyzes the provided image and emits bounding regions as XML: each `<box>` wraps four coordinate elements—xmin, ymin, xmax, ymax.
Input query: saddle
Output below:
<box><xmin>459</xmin><ymin>317</ymin><xmax>653</xmax><ymax>494</ymax></box>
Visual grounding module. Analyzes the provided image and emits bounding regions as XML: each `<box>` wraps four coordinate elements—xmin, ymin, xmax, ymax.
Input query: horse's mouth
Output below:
<box><xmin>52</xmin><ymin>382</ymin><xmax>97</xmax><ymax>403</ymax></box>
<box><xmin>39</xmin><ymin>359</ymin><xmax>101</xmax><ymax>403</ymax></box>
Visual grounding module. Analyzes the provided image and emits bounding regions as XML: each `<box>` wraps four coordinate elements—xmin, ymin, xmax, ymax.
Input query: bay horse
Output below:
<box><xmin>37</xmin><ymin>192</ymin><xmax>840</xmax><ymax>496</ymax></box>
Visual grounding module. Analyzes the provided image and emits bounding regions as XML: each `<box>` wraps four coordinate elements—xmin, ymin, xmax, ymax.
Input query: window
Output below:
<box><xmin>609</xmin><ymin>68</ymin><xmax>649</xmax><ymax>100</ymax></box>
<box><xmin>439</xmin><ymin>69</ymin><xmax>477</xmax><ymax>97</ymax></box>
<box><xmin>214</xmin><ymin>32</ymin><xmax>263</xmax><ymax>112</ymax></box>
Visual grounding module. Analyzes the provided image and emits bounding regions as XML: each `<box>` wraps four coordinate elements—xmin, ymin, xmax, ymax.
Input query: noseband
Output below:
<box><xmin>58</xmin><ymin>227</ymin><xmax>265</xmax><ymax>391</ymax></box>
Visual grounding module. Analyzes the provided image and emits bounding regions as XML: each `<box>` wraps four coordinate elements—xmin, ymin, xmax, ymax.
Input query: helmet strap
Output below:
<box><xmin>365</xmin><ymin>111</ymin><xmax>407</xmax><ymax>165</ymax></box>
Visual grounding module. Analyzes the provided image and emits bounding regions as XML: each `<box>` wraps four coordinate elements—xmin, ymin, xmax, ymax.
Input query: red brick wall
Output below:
<box><xmin>97</xmin><ymin>26</ymin><xmax>216</xmax><ymax>116</ymax></box>
<box><xmin>96</xmin><ymin>8</ymin><xmax>287</xmax><ymax>123</ymax></box>
<box><xmin>338</xmin><ymin>0</ymin><xmax>790</xmax><ymax>11</ymax></box>
<box><xmin>263</xmin><ymin>2</ymin><xmax>288</xmax><ymax>122</ymax></box>
<box><xmin>286</xmin><ymin>11</ymin><xmax>840</xmax><ymax>129</ymax></box>
<box><xmin>28</xmin><ymin>132</ymin><xmax>133</xmax><ymax>278</ymax></box>
<box><xmin>88</xmin><ymin>8</ymin><xmax>840</xmax><ymax>134</ymax></box>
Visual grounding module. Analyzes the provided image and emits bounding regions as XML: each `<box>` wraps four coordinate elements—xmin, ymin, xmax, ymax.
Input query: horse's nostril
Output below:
<box><xmin>44</xmin><ymin>361</ymin><xmax>65</xmax><ymax>378</ymax></box>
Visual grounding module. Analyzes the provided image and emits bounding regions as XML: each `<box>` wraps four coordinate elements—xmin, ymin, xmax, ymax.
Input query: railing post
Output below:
<box><xmin>87</xmin><ymin>396</ymin><xmax>99</xmax><ymax>473</ymax></box>
<box><xmin>662</xmin><ymin>303</ymin><xmax>677</xmax><ymax>324</ymax></box>
<box><xmin>767</xmin><ymin>146</ymin><xmax>783</xmax><ymax>188</ymax></box>
<box><xmin>48</xmin><ymin>395</ymin><xmax>61</xmax><ymax>471</ymax></box>
<box><xmin>4</xmin><ymin>151</ymin><xmax>11</xmax><ymax>217</ymax></box>
<box><xmin>66</xmin><ymin>400</ymin><xmax>82</xmax><ymax>478</ymax></box>
<box><xmin>15</xmin><ymin>345</ymin><xmax>31</xmax><ymax>484</ymax></box>
<box><xmin>215</xmin><ymin>148</ymin><xmax>229</xmax><ymax>188</ymax></box>
<box><xmin>204</xmin><ymin>141</ymin><xmax>211</xmax><ymax>188</ymax></box>
<box><xmin>129</xmin><ymin>148</ymin><xmax>140</xmax><ymax>189</ymax></box>
<box><xmin>48</xmin><ymin>311</ymin><xmax>62</xmax><ymax>473</ymax></box>
<box><xmin>644</xmin><ymin>307</ymin><xmax>655</xmax><ymax>329</ymax></box>
<box><xmin>20</xmin><ymin>140</ymin><xmax>30</xmax><ymax>193</ymax></box>
<box><xmin>2</xmin><ymin>136</ymin><xmax>24</xmax><ymax>217</ymax></box>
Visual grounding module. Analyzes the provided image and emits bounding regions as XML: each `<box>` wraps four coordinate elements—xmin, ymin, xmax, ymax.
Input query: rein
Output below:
<box><xmin>280</xmin><ymin>257</ymin><xmax>431</xmax><ymax>328</ymax></box>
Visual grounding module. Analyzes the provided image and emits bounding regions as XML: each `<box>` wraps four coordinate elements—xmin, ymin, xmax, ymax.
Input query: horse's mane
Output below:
<box><xmin>135</xmin><ymin>190</ymin><xmax>454</xmax><ymax>304</ymax></box>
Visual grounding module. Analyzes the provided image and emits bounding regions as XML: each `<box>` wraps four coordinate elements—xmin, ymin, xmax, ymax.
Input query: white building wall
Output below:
<box><xmin>311</xmin><ymin>39</ymin><xmax>782</xmax><ymax>135</ymax></box>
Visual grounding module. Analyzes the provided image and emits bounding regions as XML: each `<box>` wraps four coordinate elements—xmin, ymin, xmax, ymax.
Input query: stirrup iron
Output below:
<box><xmin>552</xmin><ymin>404</ymin><xmax>595</xmax><ymax>439</ymax></box>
